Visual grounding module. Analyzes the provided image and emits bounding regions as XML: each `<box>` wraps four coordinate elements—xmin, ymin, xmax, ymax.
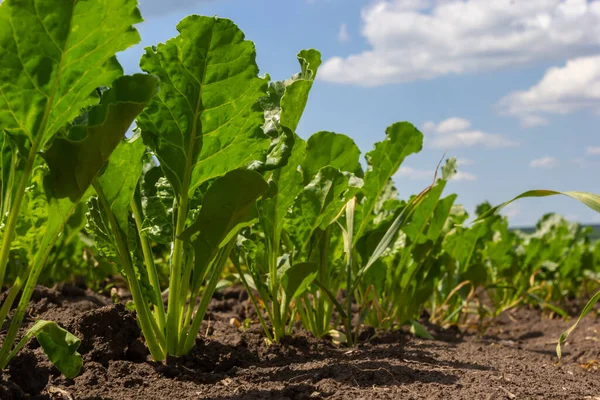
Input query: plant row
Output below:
<box><xmin>1</xmin><ymin>0</ymin><xmax>599</xmax><ymax>378</ymax></box>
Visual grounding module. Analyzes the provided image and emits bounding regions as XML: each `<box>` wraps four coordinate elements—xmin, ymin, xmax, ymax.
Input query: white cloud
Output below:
<box><xmin>395</xmin><ymin>165</ymin><xmax>476</xmax><ymax>181</ymax></box>
<box><xmin>530</xmin><ymin>156</ymin><xmax>559</xmax><ymax>169</ymax></box>
<box><xmin>423</xmin><ymin>117</ymin><xmax>471</xmax><ymax>134</ymax></box>
<box><xmin>457</xmin><ymin>158</ymin><xmax>475</xmax><ymax>166</ymax></box>
<box><xmin>320</xmin><ymin>0</ymin><xmax>600</xmax><ymax>86</ymax></box>
<box><xmin>520</xmin><ymin>115</ymin><xmax>549</xmax><ymax>128</ymax></box>
<box><xmin>452</xmin><ymin>171</ymin><xmax>477</xmax><ymax>181</ymax></box>
<box><xmin>429</xmin><ymin>131</ymin><xmax>517</xmax><ymax>149</ymax></box>
<box><xmin>422</xmin><ymin>117</ymin><xmax>517</xmax><ymax>149</ymax></box>
<box><xmin>502</xmin><ymin>203</ymin><xmax>521</xmax><ymax>220</ymax></box>
<box><xmin>395</xmin><ymin>166</ymin><xmax>433</xmax><ymax>181</ymax></box>
<box><xmin>498</xmin><ymin>55</ymin><xmax>600</xmax><ymax>125</ymax></box>
<box><xmin>586</xmin><ymin>146</ymin><xmax>600</xmax><ymax>155</ymax></box>
<box><xmin>338</xmin><ymin>23</ymin><xmax>350</xmax><ymax>43</ymax></box>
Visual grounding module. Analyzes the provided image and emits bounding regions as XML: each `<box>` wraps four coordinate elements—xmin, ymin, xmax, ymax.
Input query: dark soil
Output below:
<box><xmin>1</xmin><ymin>285</ymin><xmax>600</xmax><ymax>399</ymax></box>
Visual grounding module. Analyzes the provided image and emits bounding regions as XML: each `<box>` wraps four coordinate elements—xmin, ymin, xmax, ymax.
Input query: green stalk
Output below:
<box><xmin>181</xmin><ymin>240</ymin><xmax>235</xmax><ymax>354</ymax></box>
<box><xmin>0</xmin><ymin>252</ymin><xmax>48</xmax><ymax>368</ymax></box>
<box><xmin>0</xmin><ymin>144</ymin><xmax>38</xmax><ymax>288</ymax></box>
<box><xmin>0</xmin><ymin>273</ymin><xmax>25</xmax><ymax>327</ymax></box>
<box><xmin>93</xmin><ymin>181</ymin><xmax>165</xmax><ymax>360</ymax></box>
<box><xmin>166</xmin><ymin>191</ymin><xmax>189</xmax><ymax>353</ymax></box>
<box><xmin>232</xmin><ymin>258</ymin><xmax>273</xmax><ymax>343</ymax></box>
<box><xmin>181</xmin><ymin>257</ymin><xmax>196</xmax><ymax>334</ymax></box>
<box><xmin>131</xmin><ymin>198</ymin><xmax>166</xmax><ymax>333</ymax></box>
<box><xmin>344</xmin><ymin>198</ymin><xmax>355</xmax><ymax>346</ymax></box>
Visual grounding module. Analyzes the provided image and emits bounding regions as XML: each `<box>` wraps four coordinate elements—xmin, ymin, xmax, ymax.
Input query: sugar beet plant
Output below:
<box><xmin>0</xmin><ymin>0</ymin><xmax>159</xmax><ymax>376</ymax></box>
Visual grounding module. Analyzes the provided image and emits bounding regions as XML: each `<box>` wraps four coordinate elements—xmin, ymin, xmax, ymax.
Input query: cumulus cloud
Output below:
<box><xmin>530</xmin><ymin>156</ymin><xmax>559</xmax><ymax>169</ymax></box>
<box><xmin>457</xmin><ymin>158</ymin><xmax>475</xmax><ymax>166</ymax></box>
<box><xmin>338</xmin><ymin>23</ymin><xmax>350</xmax><ymax>43</ymax></box>
<box><xmin>498</xmin><ymin>55</ymin><xmax>600</xmax><ymax>126</ymax></box>
<box><xmin>319</xmin><ymin>0</ymin><xmax>600</xmax><ymax>86</ymax></box>
<box><xmin>395</xmin><ymin>166</ymin><xmax>434</xmax><ymax>181</ymax></box>
<box><xmin>422</xmin><ymin>117</ymin><xmax>518</xmax><ymax>149</ymax></box>
<box><xmin>586</xmin><ymin>146</ymin><xmax>600</xmax><ymax>155</ymax></box>
<box><xmin>395</xmin><ymin>166</ymin><xmax>476</xmax><ymax>181</ymax></box>
<box><xmin>502</xmin><ymin>203</ymin><xmax>521</xmax><ymax>220</ymax></box>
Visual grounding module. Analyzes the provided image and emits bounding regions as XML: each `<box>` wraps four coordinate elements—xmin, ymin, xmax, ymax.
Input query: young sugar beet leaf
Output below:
<box><xmin>236</xmin><ymin>131</ymin><xmax>363</xmax><ymax>342</ymax></box>
<box><xmin>131</xmin><ymin>15</ymin><xmax>277</xmax><ymax>356</ymax></box>
<box><xmin>0</xmin><ymin>0</ymin><xmax>144</xmax><ymax>289</ymax></box>
<box><xmin>476</xmin><ymin>190</ymin><xmax>600</xmax><ymax>361</ymax></box>
<box><xmin>371</xmin><ymin>159</ymin><xmax>458</xmax><ymax>332</ymax></box>
<box><xmin>0</xmin><ymin>74</ymin><xmax>159</xmax><ymax>371</ymax></box>
<box><xmin>7</xmin><ymin>320</ymin><xmax>83</xmax><ymax>379</ymax></box>
<box><xmin>231</xmin><ymin>50</ymin><xmax>325</xmax><ymax>343</ymax></box>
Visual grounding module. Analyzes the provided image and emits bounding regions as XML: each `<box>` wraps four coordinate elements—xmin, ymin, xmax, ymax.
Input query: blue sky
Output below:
<box><xmin>118</xmin><ymin>0</ymin><xmax>600</xmax><ymax>227</ymax></box>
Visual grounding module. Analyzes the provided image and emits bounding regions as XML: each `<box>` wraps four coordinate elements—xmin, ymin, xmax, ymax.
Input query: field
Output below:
<box><xmin>1</xmin><ymin>1</ymin><xmax>600</xmax><ymax>399</ymax></box>
<box><xmin>515</xmin><ymin>224</ymin><xmax>600</xmax><ymax>242</ymax></box>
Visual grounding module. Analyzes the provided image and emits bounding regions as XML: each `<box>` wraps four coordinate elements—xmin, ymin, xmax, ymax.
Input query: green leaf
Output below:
<box><xmin>286</xmin><ymin>166</ymin><xmax>362</xmax><ymax>252</ymax></box>
<box><xmin>477</xmin><ymin>190</ymin><xmax>600</xmax><ymax>222</ymax></box>
<box><xmin>262</xmin><ymin>49</ymin><xmax>322</xmax><ymax>135</ymax></box>
<box><xmin>260</xmin><ymin>136</ymin><xmax>307</xmax><ymax>247</ymax></box>
<box><xmin>354</xmin><ymin>122</ymin><xmax>423</xmax><ymax>243</ymax></box>
<box><xmin>85</xmin><ymin>196</ymin><xmax>117</xmax><ymax>259</ymax></box>
<box><xmin>140</xmin><ymin>164</ymin><xmax>175</xmax><ymax>245</ymax></box>
<box><xmin>10</xmin><ymin>167</ymin><xmax>49</xmax><ymax>260</ymax></box>
<box><xmin>409</xmin><ymin>320</ymin><xmax>434</xmax><ymax>340</ymax></box>
<box><xmin>0</xmin><ymin>0</ymin><xmax>143</xmax><ymax>148</ymax></box>
<box><xmin>301</xmin><ymin>131</ymin><xmax>362</xmax><ymax>185</ymax></box>
<box><xmin>180</xmin><ymin>169</ymin><xmax>269</xmax><ymax>274</ymax></box>
<box><xmin>137</xmin><ymin>16</ymin><xmax>270</xmax><ymax>198</ymax></box>
<box><xmin>9</xmin><ymin>320</ymin><xmax>82</xmax><ymax>378</ymax></box>
<box><xmin>441</xmin><ymin>157</ymin><xmax>458</xmax><ymax>181</ymax></box>
<box><xmin>42</xmin><ymin>74</ymin><xmax>159</xmax><ymax>202</ymax></box>
<box><xmin>281</xmin><ymin>262</ymin><xmax>319</xmax><ymax>300</ymax></box>
<box><xmin>93</xmin><ymin>135</ymin><xmax>147</xmax><ymax>234</ymax></box>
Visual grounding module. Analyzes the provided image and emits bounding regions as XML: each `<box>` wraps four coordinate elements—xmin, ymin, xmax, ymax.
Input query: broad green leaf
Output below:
<box><xmin>402</xmin><ymin>181</ymin><xmax>448</xmax><ymax>245</ymax></box>
<box><xmin>9</xmin><ymin>320</ymin><xmax>82</xmax><ymax>378</ymax></box>
<box><xmin>261</xmin><ymin>126</ymin><xmax>295</xmax><ymax>171</ymax></box>
<box><xmin>137</xmin><ymin>16</ymin><xmax>270</xmax><ymax>198</ymax></box>
<box><xmin>0</xmin><ymin>0</ymin><xmax>142</xmax><ymax>148</ymax></box>
<box><xmin>354</xmin><ymin>122</ymin><xmax>423</xmax><ymax>243</ymax></box>
<box><xmin>301</xmin><ymin>131</ymin><xmax>362</xmax><ymax>185</ymax></box>
<box><xmin>410</xmin><ymin>320</ymin><xmax>434</xmax><ymax>340</ymax></box>
<box><xmin>281</xmin><ymin>262</ymin><xmax>319</xmax><ymax>300</ymax></box>
<box><xmin>140</xmin><ymin>164</ymin><xmax>174</xmax><ymax>244</ymax></box>
<box><xmin>85</xmin><ymin>196</ymin><xmax>117</xmax><ymax>259</ymax></box>
<box><xmin>356</xmin><ymin>182</ymin><xmax>433</xmax><ymax>285</ymax></box>
<box><xmin>286</xmin><ymin>166</ymin><xmax>362</xmax><ymax>252</ymax></box>
<box><xmin>10</xmin><ymin>167</ymin><xmax>48</xmax><ymax>259</ymax></box>
<box><xmin>42</xmin><ymin>74</ymin><xmax>159</xmax><ymax>202</ymax></box>
<box><xmin>260</xmin><ymin>136</ymin><xmax>307</xmax><ymax>247</ymax></box>
<box><xmin>262</xmin><ymin>49</ymin><xmax>322</xmax><ymax>136</ymax></box>
<box><xmin>180</xmin><ymin>169</ymin><xmax>269</xmax><ymax>274</ymax></box>
<box><xmin>477</xmin><ymin>190</ymin><xmax>600</xmax><ymax>222</ymax></box>
<box><xmin>93</xmin><ymin>135</ymin><xmax>147</xmax><ymax>234</ymax></box>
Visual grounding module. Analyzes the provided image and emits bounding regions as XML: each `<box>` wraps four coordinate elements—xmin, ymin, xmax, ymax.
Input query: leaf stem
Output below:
<box><xmin>131</xmin><ymin>197</ymin><xmax>166</xmax><ymax>333</ymax></box>
<box><xmin>93</xmin><ymin>181</ymin><xmax>165</xmax><ymax>360</ymax></box>
<box><xmin>166</xmin><ymin>191</ymin><xmax>189</xmax><ymax>354</ymax></box>
<box><xmin>0</xmin><ymin>142</ymin><xmax>38</xmax><ymax>288</ymax></box>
